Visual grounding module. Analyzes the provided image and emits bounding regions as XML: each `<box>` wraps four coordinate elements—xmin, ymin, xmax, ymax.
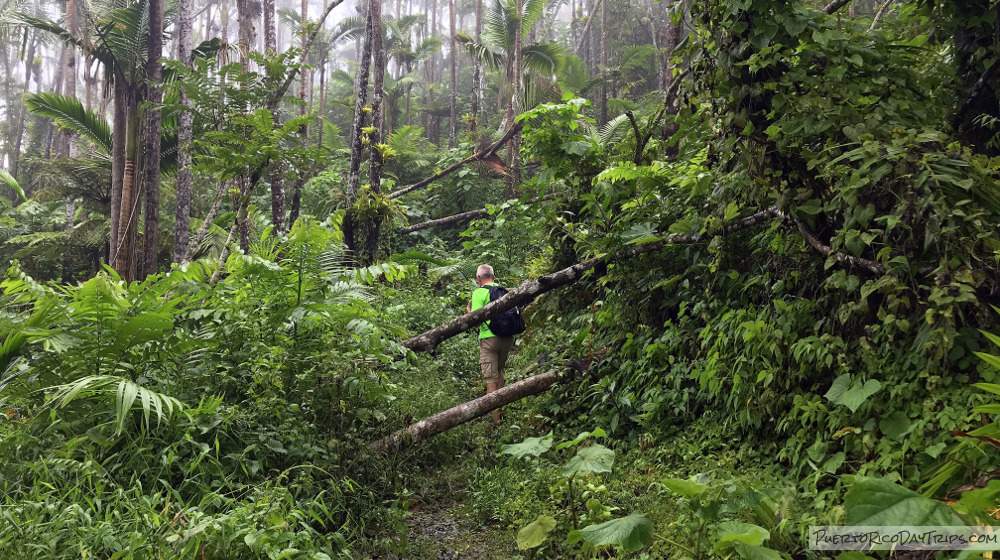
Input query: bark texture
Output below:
<box><xmin>371</xmin><ymin>369</ymin><xmax>564</xmax><ymax>453</ymax></box>
<box><xmin>174</xmin><ymin>0</ymin><xmax>194</xmax><ymax>263</ymax></box>
<box><xmin>448</xmin><ymin>0</ymin><xmax>457</xmax><ymax>147</ymax></box>
<box><xmin>366</xmin><ymin>0</ymin><xmax>387</xmax><ymax>262</ymax></box>
<box><xmin>470</xmin><ymin>0</ymin><xmax>483</xmax><ymax>132</ymax></box>
<box><xmin>264</xmin><ymin>0</ymin><xmax>287</xmax><ymax>234</ymax></box>
<box><xmin>142</xmin><ymin>0</ymin><xmax>165</xmax><ymax>278</ymax></box>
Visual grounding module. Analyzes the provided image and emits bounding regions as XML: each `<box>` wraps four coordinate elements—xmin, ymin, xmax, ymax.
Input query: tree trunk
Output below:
<box><xmin>288</xmin><ymin>0</ymin><xmax>310</xmax><ymax>230</ymax></box>
<box><xmin>448</xmin><ymin>0</ymin><xmax>457</xmax><ymax>147</ymax></box>
<box><xmin>184</xmin><ymin>180</ymin><xmax>229</xmax><ymax>262</ymax></box>
<box><xmin>11</xmin><ymin>34</ymin><xmax>36</xmax><ymax>179</ymax></box>
<box><xmin>345</xmin><ymin>0</ymin><xmax>375</xmax><ymax>256</ymax></box>
<box><xmin>142</xmin><ymin>0</ymin><xmax>165</xmax><ymax>278</ymax></box>
<box><xmin>261</xmin><ymin>0</ymin><xmax>287</xmax><ymax>235</ymax></box>
<box><xmin>366</xmin><ymin>0</ymin><xmax>386</xmax><ymax>262</ymax></box>
<box><xmin>371</xmin><ymin>368</ymin><xmax>564</xmax><ymax>453</ymax></box>
<box><xmin>470</xmin><ymin>0</ymin><xmax>482</xmax><ymax>133</ymax></box>
<box><xmin>400</xmin><ymin>195</ymin><xmax>554</xmax><ymax>233</ymax></box>
<box><xmin>599</xmin><ymin>0</ymin><xmax>607</xmax><ymax>124</ymax></box>
<box><xmin>174</xmin><ymin>0</ymin><xmax>194</xmax><ymax>263</ymax></box>
<box><xmin>506</xmin><ymin>0</ymin><xmax>523</xmax><ymax>198</ymax></box>
<box><xmin>573</xmin><ymin>0</ymin><xmax>603</xmax><ymax>58</ymax></box>
<box><xmin>110</xmin><ymin>81</ymin><xmax>126</xmax><ymax>265</ymax></box>
<box><xmin>112</xmin><ymin>95</ymin><xmax>139</xmax><ymax>283</ymax></box>
<box><xmin>428</xmin><ymin>0</ymin><xmax>438</xmax><ymax>142</ymax></box>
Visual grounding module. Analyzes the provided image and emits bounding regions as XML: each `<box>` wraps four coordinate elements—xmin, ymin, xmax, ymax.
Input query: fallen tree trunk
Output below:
<box><xmin>371</xmin><ymin>367</ymin><xmax>565</xmax><ymax>453</ymax></box>
<box><xmin>401</xmin><ymin>194</ymin><xmax>557</xmax><ymax>234</ymax></box>
<box><xmin>401</xmin><ymin>207</ymin><xmax>778</xmax><ymax>354</ymax></box>
<box><xmin>387</xmin><ymin>122</ymin><xmax>524</xmax><ymax>200</ymax></box>
<box><xmin>401</xmin><ymin>208</ymin><xmax>489</xmax><ymax>234</ymax></box>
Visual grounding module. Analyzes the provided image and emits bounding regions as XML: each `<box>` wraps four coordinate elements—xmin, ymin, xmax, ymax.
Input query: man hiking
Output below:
<box><xmin>466</xmin><ymin>264</ymin><xmax>515</xmax><ymax>423</ymax></box>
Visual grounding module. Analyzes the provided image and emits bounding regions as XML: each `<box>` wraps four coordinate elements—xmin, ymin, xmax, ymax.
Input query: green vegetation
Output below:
<box><xmin>1</xmin><ymin>0</ymin><xmax>1000</xmax><ymax>558</ymax></box>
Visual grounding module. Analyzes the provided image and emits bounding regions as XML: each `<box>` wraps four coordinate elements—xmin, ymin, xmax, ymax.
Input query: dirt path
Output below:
<box><xmin>405</xmin><ymin>502</ymin><xmax>510</xmax><ymax>559</ymax></box>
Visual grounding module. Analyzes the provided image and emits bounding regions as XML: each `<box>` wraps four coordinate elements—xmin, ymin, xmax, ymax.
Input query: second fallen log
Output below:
<box><xmin>370</xmin><ymin>368</ymin><xmax>564</xmax><ymax>453</ymax></box>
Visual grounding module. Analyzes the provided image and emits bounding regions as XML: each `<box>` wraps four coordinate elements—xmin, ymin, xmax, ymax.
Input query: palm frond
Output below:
<box><xmin>49</xmin><ymin>374</ymin><xmax>184</xmax><ymax>434</ymax></box>
<box><xmin>521</xmin><ymin>0</ymin><xmax>548</xmax><ymax>35</ymax></box>
<box><xmin>456</xmin><ymin>33</ymin><xmax>505</xmax><ymax>72</ymax></box>
<box><xmin>522</xmin><ymin>42</ymin><xmax>562</xmax><ymax>76</ymax></box>
<box><xmin>0</xmin><ymin>169</ymin><xmax>26</xmax><ymax>202</ymax></box>
<box><xmin>329</xmin><ymin>16</ymin><xmax>367</xmax><ymax>45</ymax></box>
<box><xmin>598</xmin><ymin>114</ymin><xmax>631</xmax><ymax>146</ymax></box>
<box><xmin>24</xmin><ymin>94</ymin><xmax>112</xmax><ymax>154</ymax></box>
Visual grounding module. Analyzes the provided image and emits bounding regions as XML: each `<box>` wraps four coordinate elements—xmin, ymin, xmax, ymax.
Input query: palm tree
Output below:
<box><xmin>457</xmin><ymin>0</ymin><xmax>561</xmax><ymax>122</ymax></box>
<box><xmin>22</xmin><ymin>0</ymin><xmax>154</xmax><ymax>281</ymax></box>
<box><xmin>457</xmin><ymin>0</ymin><xmax>561</xmax><ymax>193</ymax></box>
<box><xmin>142</xmin><ymin>0</ymin><xmax>164</xmax><ymax>278</ymax></box>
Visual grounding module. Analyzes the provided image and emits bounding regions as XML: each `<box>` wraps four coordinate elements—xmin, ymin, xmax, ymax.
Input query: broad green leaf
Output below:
<box><xmin>955</xmin><ymin>479</ymin><xmax>1000</xmax><ymax>520</ymax></box>
<box><xmin>844</xmin><ymin>477</ymin><xmax>965</xmax><ymax>526</ymax></box>
<box><xmin>733</xmin><ymin>542</ymin><xmax>784</xmax><ymax>560</ymax></box>
<box><xmin>714</xmin><ymin>521</ymin><xmax>770</xmax><ymax>552</ymax></box>
<box><xmin>661</xmin><ymin>477</ymin><xmax>708</xmax><ymax>499</ymax></box>
<box><xmin>517</xmin><ymin>515</ymin><xmax>556</xmax><ymax>549</ymax></box>
<box><xmin>824</xmin><ymin>374</ymin><xmax>881</xmax><ymax>413</ymax></box>
<box><xmin>563</xmin><ymin>444</ymin><xmax>614</xmax><ymax>477</ymax></box>
<box><xmin>555</xmin><ymin>428</ymin><xmax>607</xmax><ymax>450</ymax></box>
<box><xmin>973</xmin><ymin>382</ymin><xmax>1000</xmax><ymax>396</ymax></box>
<box><xmin>578</xmin><ymin>512</ymin><xmax>653</xmax><ymax>553</ymax></box>
<box><xmin>501</xmin><ymin>434</ymin><xmax>553</xmax><ymax>459</ymax></box>
<box><xmin>879</xmin><ymin>411</ymin><xmax>912</xmax><ymax>442</ymax></box>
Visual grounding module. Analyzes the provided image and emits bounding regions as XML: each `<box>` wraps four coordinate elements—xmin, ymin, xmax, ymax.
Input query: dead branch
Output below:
<box><xmin>387</xmin><ymin>122</ymin><xmax>525</xmax><ymax>200</ymax></box>
<box><xmin>400</xmin><ymin>194</ymin><xmax>557</xmax><ymax>234</ymax></box>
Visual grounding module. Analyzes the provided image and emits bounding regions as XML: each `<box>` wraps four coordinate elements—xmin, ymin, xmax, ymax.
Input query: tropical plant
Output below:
<box><xmin>457</xmin><ymin>0</ymin><xmax>564</xmax><ymax>121</ymax></box>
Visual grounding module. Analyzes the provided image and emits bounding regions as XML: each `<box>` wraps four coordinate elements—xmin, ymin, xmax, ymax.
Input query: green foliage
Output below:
<box><xmin>499</xmin><ymin>430</ymin><xmax>653</xmax><ymax>555</ymax></box>
<box><xmin>0</xmin><ymin>223</ymin><xmax>412</xmax><ymax>557</ymax></box>
<box><xmin>24</xmin><ymin>92</ymin><xmax>112</xmax><ymax>154</ymax></box>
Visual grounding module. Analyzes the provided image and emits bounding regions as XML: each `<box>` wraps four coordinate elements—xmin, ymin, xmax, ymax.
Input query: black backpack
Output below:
<box><xmin>485</xmin><ymin>284</ymin><xmax>526</xmax><ymax>337</ymax></box>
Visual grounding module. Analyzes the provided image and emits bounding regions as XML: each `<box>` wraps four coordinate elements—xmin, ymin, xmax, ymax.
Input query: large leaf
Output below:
<box><xmin>824</xmin><ymin>373</ymin><xmax>881</xmax><ymax>413</ymax></box>
<box><xmin>563</xmin><ymin>444</ymin><xmax>614</xmax><ymax>476</ymax></box>
<box><xmin>501</xmin><ymin>434</ymin><xmax>553</xmax><ymax>458</ymax></box>
<box><xmin>661</xmin><ymin>477</ymin><xmax>708</xmax><ymax>499</ymax></box>
<box><xmin>733</xmin><ymin>542</ymin><xmax>784</xmax><ymax>560</ymax></box>
<box><xmin>578</xmin><ymin>512</ymin><xmax>653</xmax><ymax>553</ymax></box>
<box><xmin>516</xmin><ymin>515</ymin><xmax>556</xmax><ymax>549</ymax></box>
<box><xmin>844</xmin><ymin>477</ymin><xmax>965</xmax><ymax>526</ymax></box>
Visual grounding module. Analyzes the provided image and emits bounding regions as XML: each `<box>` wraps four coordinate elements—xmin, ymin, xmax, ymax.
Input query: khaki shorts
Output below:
<box><xmin>479</xmin><ymin>336</ymin><xmax>514</xmax><ymax>383</ymax></box>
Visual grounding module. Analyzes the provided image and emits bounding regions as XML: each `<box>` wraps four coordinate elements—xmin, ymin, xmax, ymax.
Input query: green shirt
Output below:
<box><xmin>471</xmin><ymin>282</ymin><xmax>498</xmax><ymax>339</ymax></box>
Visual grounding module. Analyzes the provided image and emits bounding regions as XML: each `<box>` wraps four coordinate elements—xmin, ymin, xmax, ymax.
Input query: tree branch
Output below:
<box><xmin>400</xmin><ymin>194</ymin><xmax>556</xmax><ymax>234</ymax></box>
<box><xmin>823</xmin><ymin>0</ymin><xmax>852</xmax><ymax>14</ymax></box>
<box><xmin>573</xmin><ymin>0</ymin><xmax>607</xmax><ymax>57</ymax></box>
<box><xmin>387</xmin><ymin>121</ymin><xmax>525</xmax><ymax>199</ymax></box>
<box><xmin>868</xmin><ymin>0</ymin><xmax>895</xmax><ymax>31</ymax></box>
<box><xmin>401</xmin><ymin>207</ymin><xmax>778</xmax><ymax>354</ymax></box>
<box><xmin>786</xmin><ymin>213</ymin><xmax>887</xmax><ymax>274</ymax></box>
<box><xmin>272</xmin><ymin>0</ymin><xmax>346</xmax><ymax>105</ymax></box>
